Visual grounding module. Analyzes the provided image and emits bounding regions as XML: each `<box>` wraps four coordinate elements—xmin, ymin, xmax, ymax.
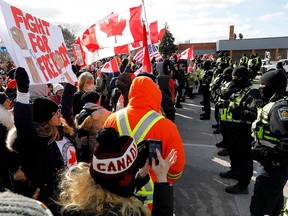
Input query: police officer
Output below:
<box><xmin>239</xmin><ymin>53</ymin><xmax>249</xmax><ymax>68</ymax></box>
<box><xmin>219</xmin><ymin>66</ymin><xmax>263</xmax><ymax>194</ymax></box>
<box><xmin>213</xmin><ymin>67</ymin><xmax>234</xmax><ymax>156</ymax></box>
<box><xmin>200</xmin><ymin>60</ymin><xmax>213</xmax><ymax>120</ymax></box>
<box><xmin>250</xmin><ymin>69</ymin><xmax>288</xmax><ymax>216</ymax></box>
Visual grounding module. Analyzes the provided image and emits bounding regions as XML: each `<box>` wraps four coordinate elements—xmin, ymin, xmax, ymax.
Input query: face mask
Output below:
<box><xmin>259</xmin><ymin>86</ymin><xmax>274</xmax><ymax>102</ymax></box>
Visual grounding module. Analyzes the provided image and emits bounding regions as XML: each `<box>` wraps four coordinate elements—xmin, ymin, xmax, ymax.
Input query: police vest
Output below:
<box><xmin>116</xmin><ymin>108</ymin><xmax>164</xmax><ymax>205</ymax></box>
<box><xmin>226</xmin><ymin>86</ymin><xmax>253</xmax><ymax>123</ymax></box>
<box><xmin>218</xmin><ymin>82</ymin><xmax>231</xmax><ymax>122</ymax></box>
<box><xmin>253</xmin><ymin>101</ymin><xmax>282</xmax><ymax>147</ymax></box>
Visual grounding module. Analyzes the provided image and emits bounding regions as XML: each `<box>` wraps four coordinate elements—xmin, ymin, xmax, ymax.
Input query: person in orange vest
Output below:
<box><xmin>104</xmin><ymin>76</ymin><xmax>186</xmax><ymax>209</ymax></box>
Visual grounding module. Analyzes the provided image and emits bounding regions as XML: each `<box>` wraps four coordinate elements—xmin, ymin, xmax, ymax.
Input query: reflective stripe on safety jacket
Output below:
<box><xmin>226</xmin><ymin>87</ymin><xmax>250</xmax><ymax>123</ymax></box>
<box><xmin>116</xmin><ymin>108</ymin><xmax>164</xmax><ymax>205</ymax></box>
<box><xmin>254</xmin><ymin>101</ymin><xmax>280</xmax><ymax>144</ymax></box>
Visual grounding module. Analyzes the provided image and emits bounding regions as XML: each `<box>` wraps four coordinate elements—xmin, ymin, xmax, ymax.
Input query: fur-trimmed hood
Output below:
<box><xmin>0</xmin><ymin>106</ymin><xmax>16</xmax><ymax>152</ymax></box>
<box><xmin>0</xmin><ymin>106</ymin><xmax>14</xmax><ymax>130</ymax></box>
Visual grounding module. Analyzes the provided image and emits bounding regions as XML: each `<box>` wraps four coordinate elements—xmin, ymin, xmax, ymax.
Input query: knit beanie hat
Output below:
<box><xmin>90</xmin><ymin>127</ymin><xmax>140</xmax><ymax>197</ymax></box>
<box><xmin>81</xmin><ymin>91</ymin><xmax>100</xmax><ymax>104</ymax></box>
<box><xmin>137</xmin><ymin>72</ymin><xmax>157</xmax><ymax>83</ymax></box>
<box><xmin>260</xmin><ymin>69</ymin><xmax>287</xmax><ymax>93</ymax></box>
<box><xmin>0</xmin><ymin>92</ymin><xmax>8</xmax><ymax>104</ymax></box>
<box><xmin>0</xmin><ymin>191</ymin><xmax>53</xmax><ymax>215</ymax></box>
<box><xmin>52</xmin><ymin>83</ymin><xmax>64</xmax><ymax>95</ymax></box>
<box><xmin>117</xmin><ymin>72</ymin><xmax>132</xmax><ymax>87</ymax></box>
<box><xmin>8</xmin><ymin>69</ymin><xmax>16</xmax><ymax>80</ymax></box>
<box><xmin>33</xmin><ymin>97</ymin><xmax>59</xmax><ymax>123</ymax></box>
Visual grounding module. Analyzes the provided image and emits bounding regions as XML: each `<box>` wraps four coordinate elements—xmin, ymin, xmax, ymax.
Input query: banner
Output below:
<box><xmin>0</xmin><ymin>0</ymin><xmax>77</xmax><ymax>84</ymax></box>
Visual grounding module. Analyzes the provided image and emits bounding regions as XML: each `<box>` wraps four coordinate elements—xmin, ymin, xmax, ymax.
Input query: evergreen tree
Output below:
<box><xmin>59</xmin><ymin>25</ymin><xmax>77</xmax><ymax>51</ymax></box>
<box><xmin>159</xmin><ymin>23</ymin><xmax>177</xmax><ymax>57</ymax></box>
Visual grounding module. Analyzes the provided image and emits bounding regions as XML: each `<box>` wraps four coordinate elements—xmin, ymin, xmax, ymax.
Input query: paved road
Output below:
<box><xmin>172</xmin><ymin>91</ymin><xmax>288</xmax><ymax>216</ymax></box>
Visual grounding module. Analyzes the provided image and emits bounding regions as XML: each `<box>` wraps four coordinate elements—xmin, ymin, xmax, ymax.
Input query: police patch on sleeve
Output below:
<box><xmin>278</xmin><ymin>107</ymin><xmax>288</xmax><ymax>121</ymax></box>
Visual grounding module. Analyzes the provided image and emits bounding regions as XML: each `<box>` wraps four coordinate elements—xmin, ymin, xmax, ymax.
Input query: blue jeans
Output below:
<box><xmin>250</xmin><ymin>163</ymin><xmax>288</xmax><ymax>216</ymax></box>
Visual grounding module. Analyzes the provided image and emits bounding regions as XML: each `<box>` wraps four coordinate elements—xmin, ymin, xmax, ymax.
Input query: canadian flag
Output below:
<box><xmin>178</xmin><ymin>46</ymin><xmax>195</xmax><ymax>60</ymax></box>
<box><xmin>142</xmin><ymin>25</ymin><xmax>152</xmax><ymax>73</ymax></box>
<box><xmin>100</xmin><ymin>58</ymin><xmax>119</xmax><ymax>73</ymax></box>
<box><xmin>158</xmin><ymin>27</ymin><xmax>166</xmax><ymax>42</ymax></box>
<box><xmin>149</xmin><ymin>21</ymin><xmax>158</xmax><ymax>44</ymax></box>
<box><xmin>73</xmin><ymin>5</ymin><xmax>143</xmax><ymax>65</ymax></box>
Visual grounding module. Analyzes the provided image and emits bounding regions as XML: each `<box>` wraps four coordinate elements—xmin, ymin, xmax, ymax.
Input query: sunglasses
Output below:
<box><xmin>52</xmin><ymin>109</ymin><xmax>62</xmax><ymax>118</ymax></box>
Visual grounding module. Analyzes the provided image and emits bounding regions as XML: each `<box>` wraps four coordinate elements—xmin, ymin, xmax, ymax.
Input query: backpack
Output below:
<box><xmin>269</xmin><ymin>97</ymin><xmax>288</xmax><ymax>138</ymax></box>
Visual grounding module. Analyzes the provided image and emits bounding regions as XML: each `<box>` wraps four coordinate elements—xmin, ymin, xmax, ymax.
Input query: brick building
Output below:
<box><xmin>177</xmin><ymin>25</ymin><xmax>288</xmax><ymax>62</ymax></box>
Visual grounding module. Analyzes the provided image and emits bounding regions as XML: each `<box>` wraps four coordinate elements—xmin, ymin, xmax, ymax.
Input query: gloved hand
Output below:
<box><xmin>14</xmin><ymin>67</ymin><xmax>30</xmax><ymax>93</ymax></box>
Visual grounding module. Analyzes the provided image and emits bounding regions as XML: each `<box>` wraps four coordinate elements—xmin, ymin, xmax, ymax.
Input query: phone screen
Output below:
<box><xmin>148</xmin><ymin>139</ymin><xmax>162</xmax><ymax>165</ymax></box>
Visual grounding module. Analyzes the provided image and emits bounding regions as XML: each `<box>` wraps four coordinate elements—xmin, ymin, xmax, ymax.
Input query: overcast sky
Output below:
<box><xmin>6</xmin><ymin>0</ymin><xmax>288</xmax><ymax>44</ymax></box>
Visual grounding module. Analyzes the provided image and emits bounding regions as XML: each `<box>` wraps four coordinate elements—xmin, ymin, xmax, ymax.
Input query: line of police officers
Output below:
<box><xmin>207</xmin><ymin>57</ymin><xmax>288</xmax><ymax>215</ymax></box>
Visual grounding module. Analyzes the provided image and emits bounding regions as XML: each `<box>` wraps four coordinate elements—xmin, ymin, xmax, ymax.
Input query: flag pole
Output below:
<box><xmin>141</xmin><ymin>0</ymin><xmax>150</xmax><ymax>43</ymax></box>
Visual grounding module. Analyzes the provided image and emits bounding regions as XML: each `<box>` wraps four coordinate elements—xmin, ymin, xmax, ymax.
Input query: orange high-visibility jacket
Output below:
<box><xmin>104</xmin><ymin>76</ymin><xmax>185</xmax><ymax>183</ymax></box>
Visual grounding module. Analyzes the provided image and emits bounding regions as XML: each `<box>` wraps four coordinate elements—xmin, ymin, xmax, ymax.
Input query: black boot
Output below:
<box><xmin>225</xmin><ymin>183</ymin><xmax>249</xmax><ymax>194</ymax></box>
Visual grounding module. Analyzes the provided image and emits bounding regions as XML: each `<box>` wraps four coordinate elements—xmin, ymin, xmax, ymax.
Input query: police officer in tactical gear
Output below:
<box><xmin>200</xmin><ymin>60</ymin><xmax>213</xmax><ymax>120</ymax></box>
<box><xmin>250</xmin><ymin>69</ymin><xmax>288</xmax><ymax>216</ymax></box>
<box><xmin>219</xmin><ymin>66</ymin><xmax>263</xmax><ymax>194</ymax></box>
<box><xmin>213</xmin><ymin>67</ymin><xmax>234</xmax><ymax>156</ymax></box>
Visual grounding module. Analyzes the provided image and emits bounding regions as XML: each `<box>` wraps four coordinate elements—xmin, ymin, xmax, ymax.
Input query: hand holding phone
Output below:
<box><xmin>148</xmin><ymin>139</ymin><xmax>162</xmax><ymax>165</ymax></box>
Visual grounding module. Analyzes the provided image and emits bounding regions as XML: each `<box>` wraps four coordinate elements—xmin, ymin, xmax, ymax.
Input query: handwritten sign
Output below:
<box><xmin>0</xmin><ymin>0</ymin><xmax>77</xmax><ymax>84</ymax></box>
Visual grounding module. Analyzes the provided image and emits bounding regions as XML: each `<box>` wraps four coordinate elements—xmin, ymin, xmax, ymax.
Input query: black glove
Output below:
<box><xmin>14</xmin><ymin>67</ymin><xmax>30</xmax><ymax>93</ymax></box>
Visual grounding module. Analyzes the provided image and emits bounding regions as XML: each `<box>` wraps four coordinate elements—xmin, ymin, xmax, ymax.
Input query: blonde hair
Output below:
<box><xmin>77</xmin><ymin>72</ymin><xmax>94</xmax><ymax>92</ymax></box>
<box><xmin>35</xmin><ymin>118</ymin><xmax>74</xmax><ymax>145</ymax></box>
<box><xmin>59</xmin><ymin>163</ymin><xmax>150</xmax><ymax>216</ymax></box>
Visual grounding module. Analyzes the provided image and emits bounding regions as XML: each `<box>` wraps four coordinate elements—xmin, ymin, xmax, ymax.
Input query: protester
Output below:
<box><xmin>104</xmin><ymin>76</ymin><xmax>185</xmax><ymax>208</ymax></box>
<box><xmin>9</xmin><ymin>67</ymin><xmax>78</xmax><ymax>215</ymax></box>
<box><xmin>0</xmin><ymin>190</ymin><xmax>53</xmax><ymax>216</ymax></box>
<box><xmin>73</xmin><ymin>72</ymin><xmax>95</xmax><ymax>116</ymax></box>
<box><xmin>0</xmin><ymin>92</ymin><xmax>11</xmax><ymax>110</ymax></box>
<box><xmin>0</xmin><ymin>100</ymin><xmax>24</xmax><ymax>191</ymax></box>
<box><xmin>59</xmin><ymin>127</ymin><xmax>177</xmax><ymax>216</ymax></box>
<box><xmin>50</xmin><ymin>83</ymin><xmax>64</xmax><ymax>105</ymax></box>
<box><xmin>156</xmin><ymin>62</ymin><xmax>176</xmax><ymax>122</ymax></box>
<box><xmin>74</xmin><ymin>91</ymin><xmax>112</xmax><ymax>162</ymax></box>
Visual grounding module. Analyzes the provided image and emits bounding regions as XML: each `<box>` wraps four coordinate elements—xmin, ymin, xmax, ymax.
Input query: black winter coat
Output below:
<box><xmin>11</xmin><ymin>83</ymin><xmax>77</xmax><ymax>202</ymax></box>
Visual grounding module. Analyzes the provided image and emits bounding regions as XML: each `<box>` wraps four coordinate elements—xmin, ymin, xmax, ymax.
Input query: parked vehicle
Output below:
<box><xmin>260</xmin><ymin>59</ymin><xmax>288</xmax><ymax>74</ymax></box>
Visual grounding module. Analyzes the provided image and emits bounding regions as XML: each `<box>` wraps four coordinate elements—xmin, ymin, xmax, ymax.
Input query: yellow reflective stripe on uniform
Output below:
<box><xmin>220</xmin><ymin>108</ymin><xmax>227</xmax><ymax>121</ymax></box>
<box><xmin>116</xmin><ymin>108</ymin><xmax>130</xmax><ymax>136</ymax></box>
<box><xmin>137</xmin><ymin>179</ymin><xmax>154</xmax><ymax>204</ymax></box>
<box><xmin>256</xmin><ymin>101</ymin><xmax>280</xmax><ymax>144</ymax></box>
<box><xmin>167</xmin><ymin>171</ymin><xmax>183</xmax><ymax>180</ymax></box>
<box><xmin>132</xmin><ymin>111</ymin><xmax>164</xmax><ymax>143</ymax></box>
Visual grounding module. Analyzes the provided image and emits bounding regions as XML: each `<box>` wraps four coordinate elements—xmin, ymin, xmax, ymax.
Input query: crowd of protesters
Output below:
<box><xmin>0</xmin><ymin>48</ymin><xmax>287</xmax><ymax>216</ymax></box>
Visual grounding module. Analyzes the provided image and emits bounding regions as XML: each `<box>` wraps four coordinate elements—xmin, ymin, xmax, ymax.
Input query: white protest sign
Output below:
<box><xmin>0</xmin><ymin>0</ymin><xmax>77</xmax><ymax>84</ymax></box>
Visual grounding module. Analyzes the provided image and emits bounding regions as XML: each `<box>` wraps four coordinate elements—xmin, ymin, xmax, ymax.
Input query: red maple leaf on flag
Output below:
<box><xmin>99</xmin><ymin>14</ymin><xmax>126</xmax><ymax>43</ymax></box>
<box><xmin>68</xmin><ymin>149</ymin><xmax>77</xmax><ymax>166</ymax></box>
